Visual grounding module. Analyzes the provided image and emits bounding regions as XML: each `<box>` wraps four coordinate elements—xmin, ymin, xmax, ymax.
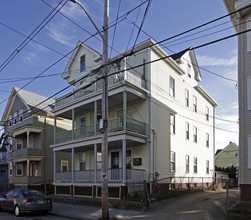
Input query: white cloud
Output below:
<box><xmin>46</xmin><ymin>21</ymin><xmax>76</xmax><ymax>48</ymax></box>
<box><xmin>60</xmin><ymin>2</ymin><xmax>86</xmax><ymax>20</ymax></box>
<box><xmin>22</xmin><ymin>52</ymin><xmax>37</xmax><ymax>64</ymax></box>
<box><xmin>197</xmin><ymin>55</ymin><xmax>237</xmax><ymax>66</ymax></box>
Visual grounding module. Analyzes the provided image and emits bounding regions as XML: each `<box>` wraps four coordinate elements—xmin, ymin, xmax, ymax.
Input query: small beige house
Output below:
<box><xmin>0</xmin><ymin>87</ymin><xmax>71</xmax><ymax>192</ymax></box>
<box><xmin>215</xmin><ymin>142</ymin><xmax>239</xmax><ymax>168</ymax></box>
<box><xmin>51</xmin><ymin>39</ymin><xmax>216</xmax><ymax>199</ymax></box>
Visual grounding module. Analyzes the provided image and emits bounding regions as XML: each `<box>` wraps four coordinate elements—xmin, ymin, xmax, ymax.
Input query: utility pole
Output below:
<box><xmin>69</xmin><ymin>0</ymin><xmax>109</xmax><ymax>219</ymax></box>
<box><xmin>101</xmin><ymin>0</ymin><xmax>109</xmax><ymax>219</ymax></box>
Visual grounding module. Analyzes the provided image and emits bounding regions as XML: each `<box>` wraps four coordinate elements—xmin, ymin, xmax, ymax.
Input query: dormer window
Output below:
<box><xmin>80</xmin><ymin>55</ymin><xmax>86</xmax><ymax>72</ymax></box>
<box><xmin>187</xmin><ymin>63</ymin><xmax>191</xmax><ymax>78</ymax></box>
<box><xmin>14</xmin><ymin>112</ymin><xmax>17</xmax><ymax>124</ymax></box>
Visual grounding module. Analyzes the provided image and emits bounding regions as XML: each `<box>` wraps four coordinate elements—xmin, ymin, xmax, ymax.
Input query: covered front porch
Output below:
<box><xmin>53</xmin><ymin>138</ymin><xmax>147</xmax><ymax>185</ymax></box>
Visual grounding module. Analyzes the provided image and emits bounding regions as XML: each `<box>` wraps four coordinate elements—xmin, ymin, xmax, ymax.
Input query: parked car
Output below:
<box><xmin>0</xmin><ymin>189</ymin><xmax>52</xmax><ymax>216</ymax></box>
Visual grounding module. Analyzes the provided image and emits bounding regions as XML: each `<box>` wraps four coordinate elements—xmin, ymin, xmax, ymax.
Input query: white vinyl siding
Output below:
<box><xmin>248</xmin><ymin>135</ymin><xmax>251</xmax><ymax>168</ymax></box>
<box><xmin>248</xmin><ymin>77</ymin><xmax>251</xmax><ymax>110</ymax></box>
<box><xmin>247</xmin><ymin>18</ymin><xmax>251</xmax><ymax>53</ymax></box>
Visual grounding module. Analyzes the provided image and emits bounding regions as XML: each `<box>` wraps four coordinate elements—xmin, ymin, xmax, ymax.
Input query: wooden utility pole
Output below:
<box><xmin>101</xmin><ymin>0</ymin><xmax>109</xmax><ymax>219</ymax></box>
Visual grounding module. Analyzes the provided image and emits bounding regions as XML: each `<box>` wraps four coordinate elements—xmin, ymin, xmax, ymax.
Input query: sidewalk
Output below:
<box><xmin>50</xmin><ymin>202</ymin><xmax>143</xmax><ymax>220</ymax></box>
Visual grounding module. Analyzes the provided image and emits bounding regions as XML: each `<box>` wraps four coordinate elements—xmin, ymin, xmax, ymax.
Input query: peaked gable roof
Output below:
<box><xmin>215</xmin><ymin>142</ymin><xmax>239</xmax><ymax>158</ymax></box>
<box><xmin>1</xmin><ymin>87</ymin><xmax>54</xmax><ymax>124</ymax></box>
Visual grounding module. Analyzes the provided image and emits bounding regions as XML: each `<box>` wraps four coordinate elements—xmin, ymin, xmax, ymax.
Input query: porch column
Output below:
<box><xmin>123</xmin><ymin>91</ymin><xmax>127</xmax><ymax>131</ymax></box>
<box><xmin>54</xmin><ymin>116</ymin><xmax>56</xmax><ymax>144</ymax></box>
<box><xmin>27</xmin><ymin>131</ymin><xmax>30</xmax><ymax>148</ymax></box>
<box><xmin>72</xmin><ymin>109</ymin><xmax>75</xmax><ymax>140</ymax></box>
<box><xmin>94</xmin><ymin>101</ymin><xmax>97</xmax><ymax>135</ymax></box>
<box><xmin>53</xmin><ymin>150</ymin><xmax>56</xmax><ymax>183</ymax></box>
<box><xmin>94</xmin><ymin>144</ymin><xmax>97</xmax><ymax>183</ymax></box>
<box><xmin>26</xmin><ymin>160</ymin><xmax>30</xmax><ymax>176</ymax></box>
<box><xmin>72</xmin><ymin>148</ymin><xmax>75</xmax><ymax>184</ymax></box>
<box><xmin>122</xmin><ymin>139</ymin><xmax>126</xmax><ymax>183</ymax></box>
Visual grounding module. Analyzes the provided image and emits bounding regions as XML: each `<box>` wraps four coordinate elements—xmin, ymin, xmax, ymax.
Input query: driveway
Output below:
<box><xmin>127</xmin><ymin>189</ymin><xmax>238</xmax><ymax>220</ymax></box>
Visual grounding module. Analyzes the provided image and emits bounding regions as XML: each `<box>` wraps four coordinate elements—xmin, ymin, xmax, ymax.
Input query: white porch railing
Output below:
<box><xmin>55</xmin><ymin>169</ymin><xmax>145</xmax><ymax>183</ymax></box>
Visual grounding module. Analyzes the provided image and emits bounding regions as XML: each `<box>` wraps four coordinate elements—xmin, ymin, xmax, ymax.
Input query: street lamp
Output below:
<box><xmin>69</xmin><ymin>1</ymin><xmax>109</xmax><ymax>219</ymax></box>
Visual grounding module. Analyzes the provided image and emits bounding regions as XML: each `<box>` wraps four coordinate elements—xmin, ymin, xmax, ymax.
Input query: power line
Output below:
<box><xmin>0</xmin><ymin>0</ymin><xmax>67</xmax><ymax>73</ymax></box>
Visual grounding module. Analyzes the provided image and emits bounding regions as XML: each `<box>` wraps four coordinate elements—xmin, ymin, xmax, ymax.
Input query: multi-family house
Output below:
<box><xmin>0</xmin><ymin>87</ymin><xmax>71</xmax><ymax>192</ymax></box>
<box><xmin>223</xmin><ymin>0</ymin><xmax>251</xmax><ymax>199</ymax></box>
<box><xmin>51</xmin><ymin>39</ymin><xmax>216</xmax><ymax>199</ymax></box>
<box><xmin>215</xmin><ymin>142</ymin><xmax>239</xmax><ymax>168</ymax></box>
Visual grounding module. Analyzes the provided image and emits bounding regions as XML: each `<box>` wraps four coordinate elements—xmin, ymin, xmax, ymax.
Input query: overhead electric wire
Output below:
<box><xmin>126</xmin><ymin>0</ymin><xmax>143</xmax><ymax>51</ymax></box>
<box><xmin>1</xmin><ymin>3</ymin><xmax>249</xmax><ymax>131</ymax></box>
<box><xmin>109</xmin><ymin>0</ymin><xmax>121</xmax><ymax>57</ymax></box>
<box><xmin>130</xmin><ymin>0</ymin><xmax>152</xmax><ymax>55</ymax></box>
<box><xmin>0</xmin><ymin>0</ymin><xmax>67</xmax><ymax>73</ymax></box>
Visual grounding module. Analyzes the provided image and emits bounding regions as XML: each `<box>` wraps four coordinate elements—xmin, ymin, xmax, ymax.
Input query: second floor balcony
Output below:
<box><xmin>55</xmin><ymin>117</ymin><xmax>148</xmax><ymax>145</ymax></box>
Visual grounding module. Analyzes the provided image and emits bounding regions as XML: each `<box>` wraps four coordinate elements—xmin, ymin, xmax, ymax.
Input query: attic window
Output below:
<box><xmin>80</xmin><ymin>55</ymin><xmax>86</xmax><ymax>72</ymax></box>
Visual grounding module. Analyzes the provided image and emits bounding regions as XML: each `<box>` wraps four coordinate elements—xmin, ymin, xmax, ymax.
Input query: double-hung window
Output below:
<box><xmin>185</xmin><ymin>122</ymin><xmax>189</xmax><ymax>140</ymax></box>
<box><xmin>9</xmin><ymin>115</ymin><xmax>12</xmax><ymax>126</ymax></box>
<box><xmin>170</xmin><ymin>151</ymin><xmax>175</xmax><ymax>172</ymax></box>
<box><xmin>80</xmin><ymin>116</ymin><xmax>86</xmax><ymax>127</ymax></box>
<box><xmin>185</xmin><ymin>155</ymin><xmax>189</xmax><ymax>173</ymax></box>
<box><xmin>193</xmin><ymin>96</ymin><xmax>197</xmax><ymax>112</ymax></box>
<box><xmin>170</xmin><ymin>114</ymin><xmax>175</xmax><ymax>134</ymax></box>
<box><xmin>13</xmin><ymin>112</ymin><xmax>17</xmax><ymax>124</ymax></box>
<box><xmin>206</xmin><ymin>160</ymin><xmax>209</xmax><ymax>175</ymax></box>
<box><xmin>80</xmin><ymin>152</ymin><xmax>86</xmax><ymax>171</ymax></box>
<box><xmin>187</xmin><ymin>63</ymin><xmax>191</xmax><ymax>78</ymax></box>
<box><xmin>80</xmin><ymin>54</ymin><xmax>86</xmax><ymax>72</ymax></box>
<box><xmin>16</xmin><ymin>139</ymin><xmax>22</xmax><ymax>150</ymax></box>
<box><xmin>193</xmin><ymin>126</ymin><xmax>197</xmax><ymax>143</ymax></box>
<box><xmin>19</xmin><ymin>109</ymin><xmax>23</xmax><ymax>122</ymax></box>
<box><xmin>169</xmin><ymin>76</ymin><xmax>175</xmax><ymax>97</ymax></box>
<box><xmin>16</xmin><ymin>163</ymin><xmax>23</xmax><ymax>176</ymax></box>
<box><xmin>205</xmin><ymin>106</ymin><xmax>209</xmax><ymax>121</ymax></box>
<box><xmin>206</xmin><ymin>133</ymin><xmax>209</xmax><ymax>147</ymax></box>
<box><xmin>61</xmin><ymin>160</ymin><xmax>68</xmax><ymax>172</ymax></box>
<box><xmin>193</xmin><ymin>157</ymin><xmax>197</xmax><ymax>174</ymax></box>
<box><xmin>185</xmin><ymin>89</ymin><xmax>189</xmax><ymax>107</ymax></box>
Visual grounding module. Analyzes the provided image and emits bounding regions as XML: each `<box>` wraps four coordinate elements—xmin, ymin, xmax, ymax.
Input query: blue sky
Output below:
<box><xmin>0</xmin><ymin>0</ymin><xmax>238</xmax><ymax>151</ymax></box>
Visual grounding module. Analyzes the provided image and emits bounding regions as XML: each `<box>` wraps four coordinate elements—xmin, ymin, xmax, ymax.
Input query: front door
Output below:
<box><xmin>111</xmin><ymin>152</ymin><xmax>119</xmax><ymax>180</ymax></box>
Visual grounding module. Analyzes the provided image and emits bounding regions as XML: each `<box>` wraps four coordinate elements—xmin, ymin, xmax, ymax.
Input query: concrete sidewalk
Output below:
<box><xmin>50</xmin><ymin>202</ymin><xmax>143</xmax><ymax>220</ymax></box>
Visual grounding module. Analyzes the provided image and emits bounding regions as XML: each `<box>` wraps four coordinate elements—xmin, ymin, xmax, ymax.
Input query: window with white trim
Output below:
<box><xmin>247</xmin><ymin>18</ymin><xmax>251</xmax><ymax>53</ymax></box>
<box><xmin>16</xmin><ymin>163</ymin><xmax>23</xmax><ymax>176</ymax></box>
<box><xmin>19</xmin><ymin>109</ymin><xmax>23</xmax><ymax>122</ymax></box>
<box><xmin>97</xmin><ymin>152</ymin><xmax>102</xmax><ymax>169</ymax></box>
<box><xmin>61</xmin><ymin>160</ymin><xmax>69</xmax><ymax>172</ymax></box>
<box><xmin>185</xmin><ymin>89</ymin><xmax>189</xmax><ymax>107</ymax></box>
<box><xmin>193</xmin><ymin>126</ymin><xmax>197</xmax><ymax>143</ymax></box>
<box><xmin>193</xmin><ymin>157</ymin><xmax>197</xmax><ymax>174</ymax></box>
<box><xmin>205</xmin><ymin>106</ymin><xmax>209</xmax><ymax>121</ymax></box>
<box><xmin>170</xmin><ymin>151</ymin><xmax>175</xmax><ymax>172</ymax></box>
<box><xmin>16</xmin><ymin>139</ymin><xmax>22</xmax><ymax>150</ymax></box>
<box><xmin>187</xmin><ymin>63</ymin><xmax>192</xmax><ymax>78</ymax></box>
<box><xmin>185</xmin><ymin>155</ymin><xmax>189</xmax><ymax>173</ymax></box>
<box><xmin>206</xmin><ymin>133</ymin><xmax>209</xmax><ymax>148</ymax></box>
<box><xmin>9</xmin><ymin>162</ymin><xmax>12</xmax><ymax>176</ymax></box>
<box><xmin>80</xmin><ymin>116</ymin><xmax>86</xmax><ymax>127</ymax></box>
<box><xmin>80</xmin><ymin>54</ymin><xmax>86</xmax><ymax>72</ymax></box>
<box><xmin>193</xmin><ymin>96</ymin><xmax>197</xmax><ymax>112</ymax></box>
<box><xmin>206</xmin><ymin>160</ymin><xmax>209</xmax><ymax>175</ymax></box>
<box><xmin>185</xmin><ymin>122</ymin><xmax>189</xmax><ymax>140</ymax></box>
<box><xmin>13</xmin><ymin>112</ymin><xmax>17</xmax><ymax>124</ymax></box>
<box><xmin>8</xmin><ymin>115</ymin><xmax>12</xmax><ymax>126</ymax></box>
<box><xmin>169</xmin><ymin>76</ymin><xmax>175</xmax><ymax>97</ymax></box>
<box><xmin>80</xmin><ymin>152</ymin><xmax>86</xmax><ymax>171</ymax></box>
<box><xmin>170</xmin><ymin>114</ymin><xmax>175</xmax><ymax>134</ymax></box>
<box><xmin>248</xmin><ymin>77</ymin><xmax>251</xmax><ymax>110</ymax></box>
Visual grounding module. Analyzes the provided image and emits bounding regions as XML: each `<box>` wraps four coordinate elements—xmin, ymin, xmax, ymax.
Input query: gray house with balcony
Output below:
<box><xmin>0</xmin><ymin>87</ymin><xmax>71</xmax><ymax>193</ymax></box>
<box><xmin>52</xmin><ymin>39</ymin><xmax>216</xmax><ymax>199</ymax></box>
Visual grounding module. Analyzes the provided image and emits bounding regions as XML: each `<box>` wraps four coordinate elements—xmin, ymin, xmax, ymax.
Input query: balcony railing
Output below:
<box><xmin>55</xmin><ymin>71</ymin><xmax>147</xmax><ymax>108</ymax></box>
<box><xmin>55</xmin><ymin>168</ymin><xmax>145</xmax><ymax>183</ymax></box>
<box><xmin>55</xmin><ymin>117</ymin><xmax>148</xmax><ymax>145</ymax></box>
